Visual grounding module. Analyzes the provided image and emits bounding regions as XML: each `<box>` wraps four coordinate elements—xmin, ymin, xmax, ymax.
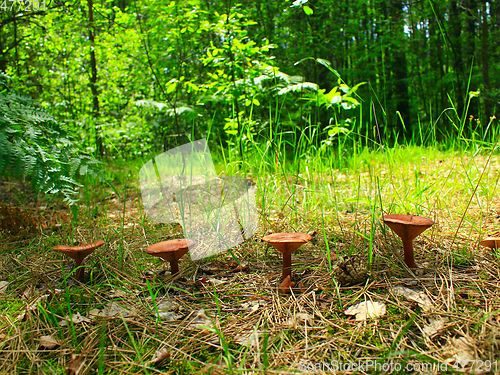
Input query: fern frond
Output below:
<box><xmin>277</xmin><ymin>82</ymin><xmax>318</xmax><ymax>96</ymax></box>
<box><xmin>0</xmin><ymin>80</ymin><xmax>101</xmax><ymax>205</ymax></box>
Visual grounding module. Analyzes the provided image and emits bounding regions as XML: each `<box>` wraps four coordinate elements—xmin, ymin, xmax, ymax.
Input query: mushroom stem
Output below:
<box><xmin>75</xmin><ymin>258</ymin><xmax>85</xmax><ymax>281</ymax></box>
<box><xmin>402</xmin><ymin>236</ymin><xmax>417</xmax><ymax>269</ymax></box>
<box><xmin>169</xmin><ymin>260</ymin><xmax>180</xmax><ymax>275</ymax></box>
<box><xmin>282</xmin><ymin>251</ymin><xmax>292</xmax><ymax>280</ymax></box>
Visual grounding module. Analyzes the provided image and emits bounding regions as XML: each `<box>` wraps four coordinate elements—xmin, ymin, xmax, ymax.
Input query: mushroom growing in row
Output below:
<box><xmin>146</xmin><ymin>239</ymin><xmax>194</xmax><ymax>275</ymax></box>
<box><xmin>52</xmin><ymin>240</ymin><xmax>105</xmax><ymax>281</ymax></box>
<box><xmin>262</xmin><ymin>232</ymin><xmax>312</xmax><ymax>280</ymax></box>
<box><xmin>383</xmin><ymin>214</ymin><xmax>434</xmax><ymax>269</ymax></box>
<box><xmin>480</xmin><ymin>235</ymin><xmax>500</xmax><ymax>252</ymax></box>
<box><xmin>48</xmin><ymin>214</ymin><xmax>449</xmax><ymax>289</ymax></box>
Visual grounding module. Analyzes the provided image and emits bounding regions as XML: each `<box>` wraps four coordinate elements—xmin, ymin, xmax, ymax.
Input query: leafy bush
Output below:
<box><xmin>0</xmin><ymin>73</ymin><xmax>101</xmax><ymax>205</ymax></box>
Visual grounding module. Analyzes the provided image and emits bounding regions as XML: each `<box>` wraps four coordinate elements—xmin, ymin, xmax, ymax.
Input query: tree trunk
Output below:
<box><xmin>480</xmin><ymin>1</ymin><xmax>491</xmax><ymax>125</ymax></box>
<box><xmin>87</xmin><ymin>0</ymin><xmax>103</xmax><ymax>157</ymax></box>
<box><xmin>463</xmin><ymin>0</ymin><xmax>477</xmax><ymax>124</ymax></box>
<box><xmin>389</xmin><ymin>0</ymin><xmax>411</xmax><ymax>141</ymax></box>
<box><xmin>449</xmin><ymin>0</ymin><xmax>464</xmax><ymax>119</ymax></box>
<box><xmin>0</xmin><ymin>30</ymin><xmax>6</xmax><ymax>73</ymax></box>
<box><xmin>429</xmin><ymin>13</ymin><xmax>446</xmax><ymax>122</ymax></box>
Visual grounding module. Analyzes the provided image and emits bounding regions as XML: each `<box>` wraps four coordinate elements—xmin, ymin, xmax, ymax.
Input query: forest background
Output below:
<box><xmin>2</xmin><ymin>0</ymin><xmax>499</xmax><ymax>161</ymax></box>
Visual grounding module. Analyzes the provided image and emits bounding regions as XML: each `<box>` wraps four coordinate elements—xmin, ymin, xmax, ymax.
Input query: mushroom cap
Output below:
<box><xmin>262</xmin><ymin>233</ymin><xmax>312</xmax><ymax>254</ymax></box>
<box><xmin>383</xmin><ymin>214</ymin><xmax>434</xmax><ymax>241</ymax></box>
<box><xmin>480</xmin><ymin>236</ymin><xmax>500</xmax><ymax>250</ymax></box>
<box><xmin>52</xmin><ymin>240</ymin><xmax>105</xmax><ymax>262</ymax></box>
<box><xmin>146</xmin><ymin>239</ymin><xmax>194</xmax><ymax>262</ymax></box>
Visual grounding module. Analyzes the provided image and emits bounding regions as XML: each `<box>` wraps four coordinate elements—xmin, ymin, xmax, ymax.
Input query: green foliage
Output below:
<box><xmin>2</xmin><ymin>0</ymin><xmax>497</xmax><ymax>158</ymax></box>
<box><xmin>0</xmin><ymin>73</ymin><xmax>101</xmax><ymax>205</ymax></box>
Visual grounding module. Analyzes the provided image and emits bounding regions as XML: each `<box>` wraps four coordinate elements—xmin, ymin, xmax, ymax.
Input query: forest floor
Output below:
<box><xmin>1</xmin><ymin>146</ymin><xmax>500</xmax><ymax>374</ymax></box>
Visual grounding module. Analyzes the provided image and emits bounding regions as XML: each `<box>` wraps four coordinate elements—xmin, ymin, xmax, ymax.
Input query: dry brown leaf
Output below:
<box><xmin>240</xmin><ymin>300</ymin><xmax>260</xmax><ymax>312</ymax></box>
<box><xmin>60</xmin><ymin>312</ymin><xmax>92</xmax><ymax>326</ymax></box>
<box><xmin>158</xmin><ymin>311</ymin><xmax>180</xmax><ymax>321</ymax></box>
<box><xmin>445</xmin><ymin>336</ymin><xmax>477</xmax><ymax>371</ymax></box>
<box><xmin>207</xmin><ymin>277</ymin><xmax>225</xmax><ymax>285</ymax></box>
<box><xmin>39</xmin><ymin>335</ymin><xmax>60</xmax><ymax>349</ymax></box>
<box><xmin>187</xmin><ymin>309</ymin><xmax>213</xmax><ymax>329</ymax></box>
<box><xmin>67</xmin><ymin>355</ymin><xmax>85</xmax><ymax>375</ymax></box>
<box><xmin>392</xmin><ymin>285</ymin><xmax>433</xmax><ymax>311</ymax></box>
<box><xmin>422</xmin><ymin>317</ymin><xmax>448</xmax><ymax>339</ymax></box>
<box><xmin>230</xmin><ymin>263</ymin><xmax>249</xmax><ymax>272</ymax></box>
<box><xmin>95</xmin><ymin>301</ymin><xmax>133</xmax><ymax>318</ymax></box>
<box><xmin>150</xmin><ymin>348</ymin><xmax>170</xmax><ymax>365</ymax></box>
<box><xmin>296</xmin><ymin>312</ymin><xmax>314</xmax><ymax>324</ymax></box>
<box><xmin>288</xmin><ymin>312</ymin><xmax>314</xmax><ymax>326</ymax></box>
<box><xmin>0</xmin><ymin>281</ymin><xmax>9</xmax><ymax>294</ymax></box>
<box><xmin>344</xmin><ymin>301</ymin><xmax>386</xmax><ymax>321</ymax></box>
<box><xmin>234</xmin><ymin>330</ymin><xmax>259</xmax><ymax>348</ymax></box>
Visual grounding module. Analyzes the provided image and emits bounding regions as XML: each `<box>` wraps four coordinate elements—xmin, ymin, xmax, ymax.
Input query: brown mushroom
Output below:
<box><xmin>52</xmin><ymin>240</ymin><xmax>105</xmax><ymax>281</ymax></box>
<box><xmin>382</xmin><ymin>214</ymin><xmax>434</xmax><ymax>269</ymax></box>
<box><xmin>262</xmin><ymin>233</ymin><xmax>312</xmax><ymax>280</ymax></box>
<box><xmin>146</xmin><ymin>239</ymin><xmax>194</xmax><ymax>275</ymax></box>
<box><xmin>480</xmin><ymin>236</ymin><xmax>500</xmax><ymax>251</ymax></box>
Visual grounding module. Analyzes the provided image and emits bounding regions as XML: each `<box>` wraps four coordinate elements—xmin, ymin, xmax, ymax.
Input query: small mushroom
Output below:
<box><xmin>480</xmin><ymin>236</ymin><xmax>500</xmax><ymax>251</ymax></box>
<box><xmin>383</xmin><ymin>214</ymin><xmax>434</xmax><ymax>269</ymax></box>
<box><xmin>278</xmin><ymin>275</ymin><xmax>296</xmax><ymax>293</ymax></box>
<box><xmin>262</xmin><ymin>233</ymin><xmax>312</xmax><ymax>280</ymax></box>
<box><xmin>146</xmin><ymin>239</ymin><xmax>194</xmax><ymax>275</ymax></box>
<box><xmin>52</xmin><ymin>240</ymin><xmax>105</xmax><ymax>281</ymax></box>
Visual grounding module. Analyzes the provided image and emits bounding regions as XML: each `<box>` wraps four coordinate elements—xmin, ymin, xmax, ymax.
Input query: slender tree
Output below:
<box><xmin>86</xmin><ymin>0</ymin><xmax>103</xmax><ymax>156</ymax></box>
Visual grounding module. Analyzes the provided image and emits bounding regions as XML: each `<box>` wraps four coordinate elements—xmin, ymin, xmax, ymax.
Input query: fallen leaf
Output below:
<box><xmin>149</xmin><ymin>348</ymin><xmax>170</xmax><ymax>365</ymax></box>
<box><xmin>240</xmin><ymin>300</ymin><xmax>260</xmax><ymax>312</ymax></box>
<box><xmin>344</xmin><ymin>301</ymin><xmax>386</xmax><ymax>321</ymax></box>
<box><xmin>154</xmin><ymin>300</ymin><xmax>180</xmax><ymax>321</ymax></box>
<box><xmin>288</xmin><ymin>312</ymin><xmax>314</xmax><ymax>326</ymax></box>
<box><xmin>392</xmin><ymin>285</ymin><xmax>433</xmax><ymax>311</ymax></box>
<box><xmin>234</xmin><ymin>330</ymin><xmax>259</xmax><ymax>348</ymax></box>
<box><xmin>207</xmin><ymin>277</ymin><xmax>225</xmax><ymax>285</ymax></box>
<box><xmin>230</xmin><ymin>263</ymin><xmax>249</xmax><ymax>272</ymax></box>
<box><xmin>0</xmin><ymin>281</ymin><xmax>9</xmax><ymax>293</ymax></box>
<box><xmin>445</xmin><ymin>336</ymin><xmax>476</xmax><ymax>370</ymax></box>
<box><xmin>187</xmin><ymin>308</ymin><xmax>213</xmax><ymax>329</ymax></box>
<box><xmin>156</xmin><ymin>300</ymin><xmax>178</xmax><ymax>311</ymax></box>
<box><xmin>89</xmin><ymin>301</ymin><xmax>134</xmax><ymax>319</ymax></box>
<box><xmin>67</xmin><ymin>355</ymin><xmax>85</xmax><ymax>375</ymax></box>
<box><xmin>39</xmin><ymin>335</ymin><xmax>60</xmax><ymax>349</ymax></box>
<box><xmin>296</xmin><ymin>312</ymin><xmax>314</xmax><ymax>324</ymax></box>
<box><xmin>422</xmin><ymin>317</ymin><xmax>447</xmax><ymax>339</ymax></box>
<box><xmin>88</xmin><ymin>309</ymin><xmax>101</xmax><ymax>319</ymax></box>
<box><xmin>158</xmin><ymin>311</ymin><xmax>180</xmax><ymax>321</ymax></box>
<box><xmin>109</xmin><ymin>289</ymin><xmax>130</xmax><ymax>298</ymax></box>
<box><xmin>60</xmin><ymin>312</ymin><xmax>92</xmax><ymax>326</ymax></box>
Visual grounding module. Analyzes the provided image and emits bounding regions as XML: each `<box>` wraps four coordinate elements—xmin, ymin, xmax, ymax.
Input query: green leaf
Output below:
<box><xmin>166</xmin><ymin>79</ymin><xmax>178</xmax><ymax>94</ymax></box>
<box><xmin>327</xmin><ymin>126</ymin><xmax>350</xmax><ymax>136</ymax></box>
<box><xmin>303</xmin><ymin>5</ymin><xmax>313</xmax><ymax>15</ymax></box>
